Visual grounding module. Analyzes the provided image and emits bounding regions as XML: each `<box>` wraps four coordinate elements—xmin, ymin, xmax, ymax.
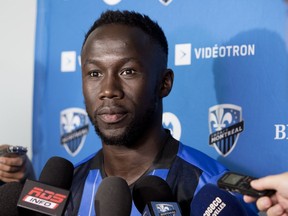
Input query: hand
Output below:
<box><xmin>244</xmin><ymin>172</ymin><xmax>288</xmax><ymax>216</ymax></box>
<box><xmin>0</xmin><ymin>145</ymin><xmax>35</xmax><ymax>183</ymax></box>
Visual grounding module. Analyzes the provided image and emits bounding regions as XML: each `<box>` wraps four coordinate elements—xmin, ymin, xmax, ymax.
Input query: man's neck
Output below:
<box><xmin>102</xmin><ymin>129</ymin><xmax>168</xmax><ymax>185</ymax></box>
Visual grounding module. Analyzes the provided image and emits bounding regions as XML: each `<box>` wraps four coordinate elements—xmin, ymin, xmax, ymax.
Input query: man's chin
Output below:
<box><xmin>96</xmin><ymin>130</ymin><xmax>128</xmax><ymax>146</ymax></box>
<box><xmin>101</xmin><ymin>136</ymin><xmax>128</xmax><ymax>146</ymax></box>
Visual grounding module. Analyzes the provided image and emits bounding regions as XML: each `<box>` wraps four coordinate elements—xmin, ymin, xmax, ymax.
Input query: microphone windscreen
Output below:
<box><xmin>132</xmin><ymin>175</ymin><xmax>175</xmax><ymax>213</ymax></box>
<box><xmin>0</xmin><ymin>182</ymin><xmax>23</xmax><ymax>216</ymax></box>
<box><xmin>191</xmin><ymin>184</ymin><xmax>249</xmax><ymax>216</ymax></box>
<box><xmin>38</xmin><ymin>156</ymin><xmax>74</xmax><ymax>190</ymax></box>
<box><xmin>95</xmin><ymin>176</ymin><xmax>132</xmax><ymax>216</ymax></box>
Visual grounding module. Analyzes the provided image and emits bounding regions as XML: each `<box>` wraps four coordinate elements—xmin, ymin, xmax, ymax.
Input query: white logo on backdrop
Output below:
<box><xmin>61</xmin><ymin>51</ymin><xmax>76</xmax><ymax>72</ymax></box>
<box><xmin>175</xmin><ymin>43</ymin><xmax>192</xmax><ymax>66</ymax></box>
<box><xmin>274</xmin><ymin>124</ymin><xmax>288</xmax><ymax>140</ymax></box>
<box><xmin>102</xmin><ymin>0</ymin><xmax>122</xmax><ymax>5</ymax></box>
<box><xmin>159</xmin><ymin>0</ymin><xmax>173</xmax><ymax>6</ymax></box>
<box><xmin>174</xmin><ymin>43</ymin><xmax>256</xmax><ymax>66</ymax></box>
<box><xmin>162</xmin><ymin>112</ymin><xmax>181</xmax><ymax>140</ymax></box>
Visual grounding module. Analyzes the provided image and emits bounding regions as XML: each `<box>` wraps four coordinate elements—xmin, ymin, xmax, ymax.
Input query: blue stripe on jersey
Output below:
<box><xmin>177</xmin><ymin>142</ymin><xmax>228</xmax><ymax>194</ymax></box>
<box><xmin>78</xmin><ymin>169</ymin><xmax>102</xmax><ymax>216</ymax></box>
<box><xmin>77</xmin><ymin>169</ymin><xmax>170</xmax><ymax>216</ymax></box>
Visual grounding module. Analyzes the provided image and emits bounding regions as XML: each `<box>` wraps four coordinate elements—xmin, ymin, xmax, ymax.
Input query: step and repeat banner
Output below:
<box><xmin>33</xmin><ymin>0</ymin><xmax>288</xmax><ymax>178</ymax></box>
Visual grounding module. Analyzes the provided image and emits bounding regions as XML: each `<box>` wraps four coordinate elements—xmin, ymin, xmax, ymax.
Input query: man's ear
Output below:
<box><xmin>160</xmin><ymin>68</ymin><xmax>174</xmax><ymax>98</ymax></box>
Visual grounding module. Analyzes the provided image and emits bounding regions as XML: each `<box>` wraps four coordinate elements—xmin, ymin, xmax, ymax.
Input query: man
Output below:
<box><xmin>244</xmin><ymin>172</ymin><xmax>288</xmax><ymax>216</ymax></box>
<box><xmin>65</xmin><ymin>10</ymin><xmax>257</xmax><ymax>215</ymax></box>
<box><xmin>0</xmin><ymin>144</ymin><xmax>35</xmax><ymax>184</ymax></box>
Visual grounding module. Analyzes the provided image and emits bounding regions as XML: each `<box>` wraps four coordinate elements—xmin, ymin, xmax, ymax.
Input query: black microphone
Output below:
<box><xmin>37</xmin><ymin>156</ymin><xmax>73</xmax><ymax>190</ymax></box>
<box><xmin>0</xmin><ymin>182</ymin><xmax>24</xmax><ymax>216</ymax></box>
<box><xmin>94</xmin><ymin>176</ymin><xmax>132</xmax><ymax>216</ymax></box>
<box><xmin>132</xmin><ymin>175</ymin><xmax>182</xmax><ymax>216</ymax></box>
<box><xmin>17</xmin><ymin>156</ymin><xmax>74</xmax><ymax>216</ymax></box>
<box><xmin>191</xmin><ymin>184</ymin><xmax>249</xmax><ymax>216</ymax></box>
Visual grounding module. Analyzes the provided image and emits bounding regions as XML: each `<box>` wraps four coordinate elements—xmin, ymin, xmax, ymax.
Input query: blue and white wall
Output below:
<box><xmin>3</xmin><ymin>0</ymin><xmax>288</xmax><ymax>179</ymax></box>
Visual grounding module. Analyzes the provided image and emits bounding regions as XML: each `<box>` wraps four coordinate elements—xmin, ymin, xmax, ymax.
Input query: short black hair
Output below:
<box><xmin>82</xmin><ymin>10</ymin><xmax>168</xmax><ymax>58</ymax></box>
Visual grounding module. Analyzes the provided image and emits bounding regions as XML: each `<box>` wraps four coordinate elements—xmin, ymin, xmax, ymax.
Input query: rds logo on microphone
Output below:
<box><xmin>17</xmin><ymin>180</ymin><xmax>70</xmax><ymax>215</ymax></box>
<box><xmin>22</xmin><ymin>187</ymin><xmax>67</xmax><ymax>209</ymax></box>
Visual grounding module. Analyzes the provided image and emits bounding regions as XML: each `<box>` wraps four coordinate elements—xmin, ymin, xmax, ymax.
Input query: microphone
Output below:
<box><xmin>37</xmin><ymin>156</ymin><xmax>73</xmax><ymax>190</ymax></box>
<box><xmin>132</xmin><ymin>175</ymin><xmax>182</xmax><ymax>216</ymax></box>
<box><xmin>94</xmin><ymin>176</ymin><xmax>132</xmax><ymax>216</ymax></box>
<box><xmin>191</xmin><ymin>184</ymin><xmax>249</xmax><ymax>216</ymax></box>
<box><xmin>17</xmin><ymin>156</ymin><xmax>74</xmax><ymax>216</ymax></box>
<box><xmin>0</xmin><ymin>182</ymin><xmax>23</xmax><ymax>216</ymax></box>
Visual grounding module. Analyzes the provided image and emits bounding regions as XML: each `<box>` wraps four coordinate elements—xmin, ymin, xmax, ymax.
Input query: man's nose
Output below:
<box><xmin>98</xmin><ymin>75</ymin><xmax>124</xmax><ymax>100</ymax></box>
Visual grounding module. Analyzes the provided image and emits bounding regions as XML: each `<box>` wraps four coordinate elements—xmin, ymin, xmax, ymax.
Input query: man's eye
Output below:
<box><xmin>89</xmin><ymin>71</ymin><xmax>102</xmax><ymax>77</ymax></box>
<box><xmin>121</xmin><ymin>69</ymin><xmax>136</xmax><ymax>75</ymax></box>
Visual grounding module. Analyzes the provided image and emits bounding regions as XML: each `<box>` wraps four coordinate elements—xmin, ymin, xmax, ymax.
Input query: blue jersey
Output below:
<box><xmin>65</xmin><ymin>133</ymin><xmax>258</xmax><ymax>215</ymax></box>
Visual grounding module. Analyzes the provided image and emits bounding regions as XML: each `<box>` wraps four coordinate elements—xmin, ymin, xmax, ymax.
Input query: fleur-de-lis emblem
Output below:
<box><xmin>156</xmin><ymin>204</ymin><xmax>173</xmax><ymax>212</ymax></box>
<box><xmin>209</xmin><ymin>107</ymin><xmax>232</xmax><ymax>131</ymax></box>
<box><xmin>208</xmin><ymin>104</ymin><xmax>243</xmax><ymax>157</ymax></box>
<box><xmin>61</xmin><ymin>112</ymin><xmax>81</xmax><ymax>133</ymax></box>
<box><xmin>60</xmin><ymin>108</ymin><xmax>89</xmax><ymax>157</ymax></box>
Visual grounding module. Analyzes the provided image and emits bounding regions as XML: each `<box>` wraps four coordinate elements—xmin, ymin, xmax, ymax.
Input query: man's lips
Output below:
<box><xmin>96</xmin><ymin>106</ymin><xmax>128</xmax><ymax>124</ymax></box>
<box><xmin>100</xmin><ymin>113</ymin><xmax>126</xmax><ymax>123</ymax></box>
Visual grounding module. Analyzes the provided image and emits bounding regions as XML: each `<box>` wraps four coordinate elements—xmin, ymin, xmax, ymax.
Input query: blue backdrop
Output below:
<box><xmin>33</xmin><ymin>0</ymin><xmax>288</xmax><ymax>178</ymax></box>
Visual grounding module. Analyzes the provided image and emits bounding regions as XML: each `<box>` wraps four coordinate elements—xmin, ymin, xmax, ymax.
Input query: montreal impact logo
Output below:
<box><xmin>208</xmin><ymin>104</ymin><xmax>244</xmax><ymax>157</ymax></box>
<box><xmin>162</xmin><ymin>112</ymin><xmax>181</xmax><ymax>140</ymax></box>
<box><xmin>60</xmin><ymin>108</ymin><xmax>89</xmax><ymax>156</ymax></box>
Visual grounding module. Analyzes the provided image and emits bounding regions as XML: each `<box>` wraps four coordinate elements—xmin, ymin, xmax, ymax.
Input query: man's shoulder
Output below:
<box><xmin>175</xmin><ymin>142</ymin><xmax>227</xmax><ymax>178</ymax></box>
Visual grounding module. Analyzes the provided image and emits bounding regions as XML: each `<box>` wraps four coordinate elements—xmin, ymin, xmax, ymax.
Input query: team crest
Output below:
<box><xmin>208</xmin><ymin>104</ymin><xmax>244</xmax><ymax>157</ymax></box>
<box><xmin>159</xmin><ymin>0</ymin><xmax>173</xmax><ymax>6</ymax></box>
<box><xmin>60</xmin><ymin>108</ymin><xmax>89</xmax><ymax>156</ymax></box>
<box><xmin>156</xmin><ymin>203</ymin><xmax>175</xmax><ymax>213</ymax></box>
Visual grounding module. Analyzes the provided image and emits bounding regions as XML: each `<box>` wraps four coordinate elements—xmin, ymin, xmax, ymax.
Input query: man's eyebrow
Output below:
<box><xmin>83</xmin><ymin>57</ymin><xmax>143</xmax><ymax>67</ymax></box>
<box><xmin>82</xmin><ymin>59</ymin><xmax>98</xmax><ymax>67</ymax></box>
<box><xmin>119</xmin><ymin>57</ymin><xmax>143</xmax><ymax>65</ymax></box>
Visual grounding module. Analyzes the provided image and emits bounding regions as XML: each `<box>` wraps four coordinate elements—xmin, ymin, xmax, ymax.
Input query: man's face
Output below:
<box><xmin>81</xmin><ymin>24</ymin><xmax>165</xmax><ymax>147</ymax></box>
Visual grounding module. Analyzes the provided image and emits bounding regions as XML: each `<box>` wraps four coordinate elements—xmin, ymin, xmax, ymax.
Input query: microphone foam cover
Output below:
<box><xmin>39</xmin><ymin>156</ymin><xmax>74</xmax><ymax>190</ymax></box>
<box><xmin>132</xmin><ymin>175</ymin><xmax>175</xmax><ymax>213</ymax></box>
<box><xmin>0</xmin><ymin>182</ymin><xmax>23</xmax><ymax>216</ymax></box>
<box><xmin>191</xmin><ymin>184</ymin><xmax>249</xmax><ymax>216</ymax></box>
<box><xmin>95</xmin><ymin>176</ymin><xmax>132</xmax><ymax>216</ymax></box>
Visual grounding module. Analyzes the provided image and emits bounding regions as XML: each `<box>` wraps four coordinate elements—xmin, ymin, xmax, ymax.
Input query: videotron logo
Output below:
<box><xmin>174</xmin><ymin>43</ymin><xmax>255</xmax><ymax>66</ymax></box>
<box><xmin>175</xmin><ymin>44</ymin><xmax>191</xmax><ymax>66</ymax></box>
<box><xmin>22</xmin><ymin>187</ymin><xmax>67</xmax><ymax>209</ymax></box>
<box><xmin>208</xmin><ymin>104</ymin><xmax>244</xmax><ymax>157</ymax></box>
<box><xmin>61</xmin><ymin>51</ymin><xmax>76</xmax><ymax>72</ymax></box>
